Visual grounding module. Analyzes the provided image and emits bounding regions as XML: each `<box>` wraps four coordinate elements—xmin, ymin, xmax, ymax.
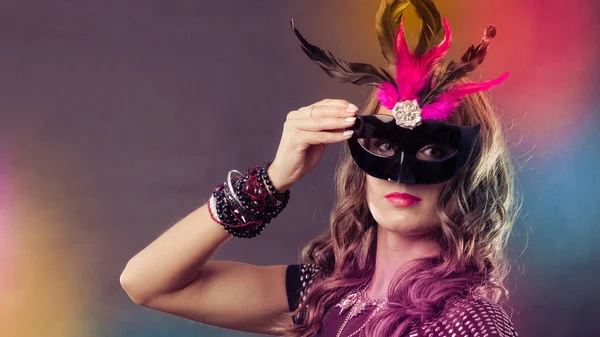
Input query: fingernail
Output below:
<box><xmin>346</xmin><ymin>104</ymin><xmax>358</xmax><ymax>112</ymax></box>
<box><xmin>345</xmin><ymin>117</ymin><xmax>356</xmax><ymax>122</ymax></box>
<box><xmin>343</xmin><ymin>130</ymin><xmax>354</xmax><ymax>136</ymax></box>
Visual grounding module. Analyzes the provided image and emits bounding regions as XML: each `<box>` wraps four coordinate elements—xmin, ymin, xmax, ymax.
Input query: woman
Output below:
<box><xmin>120</xmin><ymin>1</ymin><xmax>521</xmax><ymax>336</ymax></box>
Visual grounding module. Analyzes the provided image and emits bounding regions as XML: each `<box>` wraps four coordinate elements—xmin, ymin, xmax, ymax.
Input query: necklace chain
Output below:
<box><xmin>333</xmin><ymin>288</ymin><xmax>389</xmax><ymax>337</ymax></box>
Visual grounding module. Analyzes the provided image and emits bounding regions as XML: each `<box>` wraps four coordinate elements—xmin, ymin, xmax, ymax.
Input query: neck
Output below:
<box><xmin>365</xmin><ymin>226</ymin><xmax>441</xmax><ymax>300</ymax></box>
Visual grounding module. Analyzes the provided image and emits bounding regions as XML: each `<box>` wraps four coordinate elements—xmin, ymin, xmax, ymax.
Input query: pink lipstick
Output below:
<box><xmin>384</xmin><ymin>192</ymin><xmax>422</xmax><ymax>206</ymax></box>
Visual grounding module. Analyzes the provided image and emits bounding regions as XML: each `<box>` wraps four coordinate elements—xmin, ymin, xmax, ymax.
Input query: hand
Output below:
<box><xmin>268</xmin><ymin>98</ymin><xmax>359</xmax><ymax>192</ymax></box>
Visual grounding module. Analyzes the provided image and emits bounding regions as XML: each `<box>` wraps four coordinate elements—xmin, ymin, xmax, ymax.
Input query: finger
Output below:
<box><xmin>298</xmin><ymin>129</ymin><xmax>355</xmax><ymax>145</ymax></box>
<box><xmin>286</xmin><ymin>117</ymin><xmax>357</xmax><ymax>132</ymax></box>
<box><xmin>315</xmin><ymin>98</ymin><xmax>356</xmax><ymax>107</ymax></box>
<box><xmin>287</xmin><ymin>103</ymin><xmax>358</xmax><ymax>120</ymax></box>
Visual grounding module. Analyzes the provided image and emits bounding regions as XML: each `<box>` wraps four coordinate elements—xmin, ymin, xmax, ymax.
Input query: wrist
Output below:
<box><xmin>267</xmin><ymin>164</ymin><xmax>292</xmax><ymax>193</ymax></box>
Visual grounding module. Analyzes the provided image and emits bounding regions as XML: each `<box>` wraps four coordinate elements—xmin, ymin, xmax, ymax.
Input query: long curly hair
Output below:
<box><xmin>275</xmin><ymin>71</ymin><xmax>522</xmax><ymax>337</ymax></box>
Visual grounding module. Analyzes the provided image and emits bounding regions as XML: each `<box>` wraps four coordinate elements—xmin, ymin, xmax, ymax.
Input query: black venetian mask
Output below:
<box><xmin>347</xmin><ymin>114</ymin><xmax>480</xmax><ymax>184</ymax></box>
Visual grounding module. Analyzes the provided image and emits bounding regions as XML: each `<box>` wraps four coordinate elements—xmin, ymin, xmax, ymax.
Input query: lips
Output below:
<box><xmin>384</xmin><ymin>192</ymin><xmax>422</xmax><ymax>206</ymax></box>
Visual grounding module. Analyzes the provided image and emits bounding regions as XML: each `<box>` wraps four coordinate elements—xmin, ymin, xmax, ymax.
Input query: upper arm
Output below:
<box><xmin>138</xmin><ymin>260</ymin><xmax>294</xmax><ymax>335</ymax></box>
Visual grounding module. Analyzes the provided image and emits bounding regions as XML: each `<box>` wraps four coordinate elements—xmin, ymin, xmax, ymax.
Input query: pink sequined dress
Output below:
<box><xmin>286</xmin><ymin>264</ymin><xmax>519</xmax><ymax>337</ymax></box>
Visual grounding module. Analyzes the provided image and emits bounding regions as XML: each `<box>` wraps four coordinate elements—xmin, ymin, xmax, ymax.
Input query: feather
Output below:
<box><xmin>290</xmin><ymin>19</ymin><xmax>396</xmax><ymax>87</ymax></box>
<box><xmin>420</xmin><ymin>60</ymin><xmax>458</xmax><ymax>105</ymax></box>
<box><xmin>411</xmin><ymin>18</ymin><xmax>452</xmax><ymax>98</ymax></box>
<box><xmin>420</xmin><ymin>92</ymin><xmax>461</xmax><ymax>120</ymax></box>
<box><xmin>411</xmin><ymin>0</ymin><xmax>444</xmax><ymax>57</ymax></box>
<box><xmin>376</xmin><ymin>82</ymin><xmax>399</xmax><ymax>109</ymax></box>
<box><xmin>392</xmin><ymin>18</ymin><xmax>451</xmax><ymax>102</ymax></box>
<box><xmin>393</xmin><ymin>19</ymin><xmax>417</xmax><ymax>100</ymax></box>
<box><xmin>421</xmin><ymin>72</ymin><xmax>509</xmax><ymax>120</ymax></box>
<box><xmin>421</xmin><ymin>25</ymin><xmax>500</xmax><ymax>105</ymax></box>
<box><xmin>418</xmin><ymin>18</ymin><xmax>452</xmax><ymax>73</ymax></box>
<box><xmin>375</xmin><ymin>0</ymin><xmax>410</xmax><ymax>64</ymax></box>
<box><xmin>446</xmin><ymin>72</ymin><xmax>509</xmax><ymax>98</ymax></box>
<box><xmin>459</xmin><ymin>25</ymin><xmax>497</xmax><ymax>71</ymax></box>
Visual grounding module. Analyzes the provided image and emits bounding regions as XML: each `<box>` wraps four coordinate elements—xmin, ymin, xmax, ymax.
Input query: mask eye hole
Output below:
<box><xmin>358</xmin><ymin>138</ymin><xmax>398</xmax><ymax>157</ymax></box>
<box><xmin>416</xmin><ymin>144</ymin><xmax>457</xmax><ymax>161</ymax></box>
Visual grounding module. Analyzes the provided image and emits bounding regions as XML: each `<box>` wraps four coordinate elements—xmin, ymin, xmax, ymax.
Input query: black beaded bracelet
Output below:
<box><xmin>260</xmin><ymin>162</ymin><xmax>290</xmax><ymax>201</ymax></box>
<box><xmin>212</xmin><ymin>188</ymin><xmax>266</xmax><ymax>238</ymax></box>
<box><xmin>209</xmin><ymin>162</ymin><xmax>291</xmax><ymax>238</ymax></box>
<box><xmin>235</xmin><ymin>175</ymin><xmax>289</xmax><ymax>222</ymax></box>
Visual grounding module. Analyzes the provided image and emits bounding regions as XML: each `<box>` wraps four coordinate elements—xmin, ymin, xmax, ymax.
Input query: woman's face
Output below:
<box><xmin>365</xmin><ymin>104</ymin><xmax>446</xmax><ymax>235</ymax></box>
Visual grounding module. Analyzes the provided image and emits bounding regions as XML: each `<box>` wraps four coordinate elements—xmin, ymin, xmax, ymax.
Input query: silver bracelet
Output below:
<box><xmin>226</xmin><ymin>170</ymin><xmax>244</xmax><ymax>207</ymax></box>
<box><xmin>222</xmin><ymin>169</ymin><xmax>251</xmax><ymax>223</ymax></box>
<box><xmin>208</xmin><ymin>194</ymin><xmax>221</xmax><ymax>222</ymax></box>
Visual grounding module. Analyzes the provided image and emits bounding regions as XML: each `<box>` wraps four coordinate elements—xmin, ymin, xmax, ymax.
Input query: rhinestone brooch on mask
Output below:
<box><xmin>392</xmin><ymin>99</ymin><xmax>422</xmax><ymax>130</ymax></box>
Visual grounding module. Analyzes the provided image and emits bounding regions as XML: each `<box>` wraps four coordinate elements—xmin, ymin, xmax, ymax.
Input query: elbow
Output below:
<box><xmin>119</xmin><ymin>262</ymin><xmax>150</xmax><ymax>306</ymax></box>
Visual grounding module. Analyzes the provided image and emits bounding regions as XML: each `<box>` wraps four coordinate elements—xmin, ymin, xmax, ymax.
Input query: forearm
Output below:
<box><xmin>120</xmin><ymin>202</ymin><xmax>232</xmax><ymax>303</ymax></box>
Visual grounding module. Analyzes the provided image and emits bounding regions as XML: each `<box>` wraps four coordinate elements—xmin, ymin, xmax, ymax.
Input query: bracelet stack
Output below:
<box><xmin>208</xmin><ymin>162</ymin><xmax>290</xmax><ymax>238</ymax></box>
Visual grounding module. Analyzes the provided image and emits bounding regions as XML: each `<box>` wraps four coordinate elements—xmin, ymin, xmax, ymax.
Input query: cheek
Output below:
<box><xmin>364</xmin><ymin>175</ymin><xmax>383</xmax><ymax>204</ymax></box>
<box><xmin>416</xmin><ymin>183</ymin><xmax>445</xmax><ymax>214</ymax></box>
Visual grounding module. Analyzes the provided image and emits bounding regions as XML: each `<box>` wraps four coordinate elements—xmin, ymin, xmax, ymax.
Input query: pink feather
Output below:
<box><xmin>376</xmin><ymin>82</ymin><xmax>399</xmax><ymax>109</ymax></box>
<box><xmin>380</xmin><ymin>15</ymin><xmax>507</xmax><ymax>122</ymax></box>
<box><xmin>392</xmin><ymin>18</ymin><xmax>452</xmax><ymax>102</ymax></box>
<box><xmin>421</xmin><ymin>72</ymin><xmax>510</xmax><ymax>120</ymax></box>
<box><xmin>419</xmin><ymin>19</ymin><xmax>452</xmax><ymax>73</ymax></box>
<box><xmin>446</xmin><ymin>72</ymin><xmax>509</xmax><ymax>98</ymax></box>
<box><xmin>420</xmin><ymin>93</ymin><xmax>462</xmax><ymax>121</ymax></box>
<box><xmin>393</xmin><ymin>19</ymin><xmax>418</xmax><ymax>101</ymax></box>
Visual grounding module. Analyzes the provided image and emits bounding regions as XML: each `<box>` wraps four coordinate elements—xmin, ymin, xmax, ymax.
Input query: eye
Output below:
<box><xmin>357</xmin><ymin>138</ymin><xmax>397</xmax><ymax>157</ymax></box>
<box><xmin>416</xmin><ymin>145</ymin><xmax>456</xmax><ymax>161</ymax></box>
<box><xmin>375</xmin><ymin>140</ymin><xmax>394</xmax><ymax>154</ymax></box>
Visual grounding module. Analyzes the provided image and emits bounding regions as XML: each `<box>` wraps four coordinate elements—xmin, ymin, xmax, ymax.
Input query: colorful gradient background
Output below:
<box><xmin>1</xmin><ymin>1</ymin><xmax>599</xmax><ymax>336</ymax></box>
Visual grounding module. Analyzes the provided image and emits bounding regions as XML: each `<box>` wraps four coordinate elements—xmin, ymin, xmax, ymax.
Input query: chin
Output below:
<box><xmin>376</xmin><ymin>219</ymin><xmax>441</xmax><ymax>235</ymax></box>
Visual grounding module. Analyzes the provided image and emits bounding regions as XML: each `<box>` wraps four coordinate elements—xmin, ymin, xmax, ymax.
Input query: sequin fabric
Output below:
<box><xmin>287</xmin><ymin>263</ymin><xmax>519</xmax><ymax>337</ymax></box>
<box><xmin>299</xmin><ymin>263</ymin><xmax>320</xmax><ymax>304</ymax></box>
<box><xmin>412</xmin><ymin>297</ymin><xmax>519</xmax><ymax>337</ymax></box>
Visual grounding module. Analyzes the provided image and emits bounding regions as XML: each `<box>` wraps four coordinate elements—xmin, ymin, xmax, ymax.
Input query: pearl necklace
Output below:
<box><xmin>333</xmin><ymin>288</ymin><xmax>389</xmax><ymax>337</ymax></box>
